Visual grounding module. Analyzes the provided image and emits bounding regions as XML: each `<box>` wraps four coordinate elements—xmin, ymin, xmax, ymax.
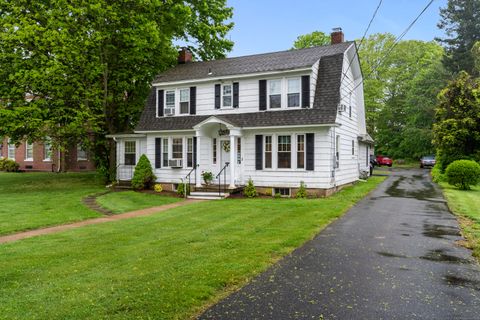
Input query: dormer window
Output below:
<box><xmin>179</xmin><ymin>88</ymin><xmax>190</xmax><ymax>114</ymax></box>
<box><xmin>165</xmin><ymin>90</ymin><xmax>175</xmax><ymax>115</ymax></box>
<box><xmin>222</xmin><ymin>84</ymin><xmax>232</xmax><ymax>108</ymax></box>
<box><xmin>287</xmin><ymin>78</ymin><xmax>300</xmax><ymax>108</ymax></box>
<box><xmin>268</xmin><ymin>79</ymin><xmax>281</xmax><ymax>109</ymax></box>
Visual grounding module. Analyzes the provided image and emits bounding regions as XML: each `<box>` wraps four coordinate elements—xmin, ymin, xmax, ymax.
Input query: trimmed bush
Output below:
<box><xmin>431</xmin><ymin>163</ymin><xmax>446</xmax><ymax>183</ymax></box>
<box><xmin>176</xmin><ymin>182</ymin><xmax>190</xmax><ymax>196</ymax></box>
<box><xmin>131</xmin><ymin>155</ymin><xmax>157</xmax><ymax>190</ymax></box>
<box><xmin>243</xmin><ymin>178</ymin><xmax>257</xmax><ymax>198</ymax></box>
<box><xmin>445</xmin><ymin>160</ymin><xmax>480</xmax><ymax>190</ymax></box>
<box><xmin>154</xmin><ymin>184</ymin><xmax>163</xmax><ymax>193</ymax></box>
<box><xmin>0</xmin><ymin>158</ymin><xmax>20</xmax><ymax>172</ymax></box>
<box><xmin>296</xmin><ymin>181</ymin><xmax>307</xmax><ymax>199</ymax></box>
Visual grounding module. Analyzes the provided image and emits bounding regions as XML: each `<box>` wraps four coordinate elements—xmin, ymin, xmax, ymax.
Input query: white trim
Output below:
<box><xmin>106</xmin><ymin>134</ymin><xmax>146</xmax><ymax>138</ymax></box>
<box><xmin>135</xmin><ymin>130</ymin><xmax>193</xmax><ymax>134</ymax></box>
<box><xmin>192</xmin><ymin>116</ymin><xmax>239</xmax><ymax>131</ymax></box>
<box><xmin>25</xmin><ymin>142</ymin><xmax>34</xmax><ymax>161</ymax></box>
<box><xmin>243</xmin><ymin>123</ymin><xmax>339</xmax><ymax>130</ymax></box>
<box><xmin>152</xmin><ymin>68</ymin><xmax>312</xmax><ymax>87</ymax></box>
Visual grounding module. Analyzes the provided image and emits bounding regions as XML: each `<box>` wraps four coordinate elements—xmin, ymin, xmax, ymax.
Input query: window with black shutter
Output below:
<box><xmin>190</xmin><ymin>87</ymin><xmax>196</xmax><ymax>115</ymax></box>
<box><xmin>233</xmin><ymin>82</ymin><xmax>239</xmax><ymax>108</ymax></box>
<box><xmin>155</xmin><ymin>138</ymin><xmax>161</xmax><ymax>168</ymax></box>
<box><xmin>259</xmin><ymin>80</ymin><xmax>267</xmax><ymax>111</ymax></box>
<box><xmin>306</xmin><ymin>133</ymin><xmax>314</xmax><ymax>170</ymax></box>
<box><xmin>157</xmin><ymin>89</ymin><xmax>164</xmax><ymax>116</ymax></box>
<box><xmin>215</xmin><ymin>84</ymin><xmax>221</xmax><ymax>109</ymax></box>
<box><xmin>301</xmin><ymin>75</ymin><xmax>310</xmax><ymax>108</ymax></box>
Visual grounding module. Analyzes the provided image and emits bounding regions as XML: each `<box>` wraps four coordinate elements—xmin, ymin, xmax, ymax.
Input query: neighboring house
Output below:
<box><xmin>109</xmin><ymin>29</ymin><xmax>374</xmax><ymax>197</ymax></box>
<box><xmin>0</xmin><ymin>137</ymin><xmax>95</xmax><ymax>172</ymax></box>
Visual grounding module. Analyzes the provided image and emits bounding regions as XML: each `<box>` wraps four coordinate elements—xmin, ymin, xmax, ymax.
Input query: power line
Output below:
<box><xmin>341</xmin><ymin>0</ymin><xmax>383</xmax><ymax>83</ymax></box>
<box><xmin>347</xmin><ymin>0</ymin><xmax>435</xmax><ymax>96</ymax></box>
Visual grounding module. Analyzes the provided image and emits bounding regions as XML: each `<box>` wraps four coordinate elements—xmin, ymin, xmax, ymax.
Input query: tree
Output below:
<box><xmin>358</xmin><ymin>34</ymin><xmax>447</xmax><ymax>159</ymax></box>
<box><xmin>433</xmin><ymin>71</ymin><xmax>480</xmax><ymax>170</ymax></box>
<box><xmin>292</xmin><ymin>31</ymin><xmax>330</xmax><ymax>49</ymax></box>
<box><xmin>437</xmin><ymin>0</ymin><xmax>480</xmax><ymax>74</ymax></box>
<box><xmin>131</xmin><ymin>155</ymin><xmax>157</xmax><ymax>190</ymax></box>
<box><xmin>0</xmin><ymin>0</ymin><xmax>233</xmax><ymax>177</ymax></box>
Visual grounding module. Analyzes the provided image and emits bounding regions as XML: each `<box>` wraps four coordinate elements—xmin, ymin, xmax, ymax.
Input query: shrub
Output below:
<box><xmin>445</xmin><ymin>160</ymin><xmax>480</xmax><ymax>190</ymax></box>
<box><xmin>296</xmin><ymin>181</ymin><xmax>307</xmax><ymax>199</ymax></box>
<box><xmin>176</xmin><ymin>182</ymin><xmax>190</xmax><ymax>196</ymax></box>
<box><xmin>274</xmin><ymin>192</ymin><xmax>281</xmax><ymax>199</ymax></box>
<box><xmin>154</xmin><ymin>184</ymin><xmax>163</xmax><ymax>193</ymax></box>
<box><xmin>0</xmin><ymin>158</ymin><xmax>20</xmax><ymax>172</ymax></box>
<box><xmin>243</xmin><ymin>178</ymin><xmax>257</xmax><ymax>198</ymax></box>
<box><xmin>131</xmin><ymin>155</ymin><xmax>157</xmax><ymax>190</ymax></box>
<box><xmin>201</xmin><ymin>171</ymin><xmax>213</xmax><ymax>185</ymax></box>
<box><xmin>431</xmin><ymin>163</ymin><xmax>446</xmax><ymax>183</ymax></box>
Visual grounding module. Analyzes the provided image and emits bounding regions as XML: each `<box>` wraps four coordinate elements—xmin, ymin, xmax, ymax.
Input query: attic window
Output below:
<box><xmin>287</xmin><ymin>78</ymin><xmax>300</xmax><ymax>107</ymax></box>
<box><xmin>268</xmin><ymin>80</ymin><xmax>281</xmax><ymax>109</ymax></box>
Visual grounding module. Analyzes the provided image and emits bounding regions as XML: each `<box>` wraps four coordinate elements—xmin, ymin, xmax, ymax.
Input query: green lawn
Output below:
<box><xmin>440</xmin><ymin>182</ymin><xmax>480</xmax><ymax>259</ymax></box>
<box><xmin>0</xmin><ymin>172</ymin><xmax>105</xmax><ymax>235</ymax></box>
<box><xmin>97</xmin><ymin>191</ymin><xmax>182</xmax><ymax>214</ymax></box>
<box><xmin>0</xmin><ymin>176</ymin><xmax>384</xmax><ymax>320</ymax></box>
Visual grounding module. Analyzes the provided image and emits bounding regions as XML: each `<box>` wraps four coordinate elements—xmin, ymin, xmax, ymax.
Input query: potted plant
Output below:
<box><xmin>201</xmin><ymin>171</ymin><xmax>213</xmax><ymax>185</ymax></box>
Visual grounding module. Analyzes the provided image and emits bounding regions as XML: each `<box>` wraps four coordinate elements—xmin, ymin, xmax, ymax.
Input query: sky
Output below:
<box><xmin>225</xmin><ymin>0</ymin><xmax>448</xmax><ymax>57</ymax></box>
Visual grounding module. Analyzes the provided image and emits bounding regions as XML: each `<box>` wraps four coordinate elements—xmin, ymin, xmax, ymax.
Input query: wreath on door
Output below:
<box><xmin>223</xmin><ymin>141</ymin><xmax>230</xmax><ymax>152</ymax></box>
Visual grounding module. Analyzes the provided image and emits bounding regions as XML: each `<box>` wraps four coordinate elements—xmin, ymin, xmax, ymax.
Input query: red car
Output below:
<box><xmin>376</xmin><ymin>155</ymin><xmax>393</xmax><ymax>167</ymax></box>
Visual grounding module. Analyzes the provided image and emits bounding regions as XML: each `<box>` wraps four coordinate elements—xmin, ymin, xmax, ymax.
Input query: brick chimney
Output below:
<box><xmin>178</xmin><ymin>47</ymin><xmax>193</xmax><ymax>64</ymax></box>
<box><xmin>331</xmin><ymin>27</ymin><xmax>344</xmax><ymax>45</ymax></box>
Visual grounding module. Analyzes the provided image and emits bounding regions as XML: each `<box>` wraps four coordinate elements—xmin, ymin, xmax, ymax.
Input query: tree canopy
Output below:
<box><xmin>0</xmin><ymin>0</ymin><xmax>234</xmax><ymax>175</ymax></box>
<box><xmin>437</xmin><ymin>0</ymin><xmax>480</xmax><ymax>75</ymax></box>
<box><xmin>292</xmin><ymin>31</ymin><xmax>330</xmax><ymax>49</ymax></box>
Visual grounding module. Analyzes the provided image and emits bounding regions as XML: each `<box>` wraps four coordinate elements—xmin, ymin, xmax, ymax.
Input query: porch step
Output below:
<box><xmin>187</xmin><ymin>191</ymin><xmax>227</xmax><ymax>200</ymax></box>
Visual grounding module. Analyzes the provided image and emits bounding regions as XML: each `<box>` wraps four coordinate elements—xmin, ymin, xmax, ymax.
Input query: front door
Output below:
<box><xmin>218</xmin><ymin>139</ymin><xmax>231</xmax><ymax>184</ymax></box>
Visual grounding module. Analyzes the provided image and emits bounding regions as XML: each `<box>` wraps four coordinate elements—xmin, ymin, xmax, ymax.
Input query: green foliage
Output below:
<box><xmin>96</xmin><ymin>191</ymin><xmax>180</xmax><ymax>214</ymax></box>
<box><xmin>176</xmin><ymin>182</ymin><xmax>190</xmax><ymax>197</ymax></box>
<box><xmin>274</xmin><ymin>193</ymin><xmax>282</xmax><ymax>199</ymax></box>
<box><xmin>243</xmin><ymin>178</ymin><xmax>257</xmax><ymax>198</ymax></box>
<box><xmin>431</xmin><ymin>163</ymin><xmax>447</xmax><ymax>183</ymax></box>
<box><xmin>0</xmin><ymin>0</ymin><xmax>234</xmax><ymax>175</ymax></box>
<box><xmin>473</xmin><ymin>41</ymin><xmax>480</xmax><ymax>75</ymax></box>
<box><xmin>445</xmin><ymin>160</ymin><xmax>480</xmax><ymax>190</ymax></box>
<box><xmin>292</xmin><ymin>31</ymin><xmax>330</xmax><ymax>49</ymax></box>
<box><xmin>358</xmin><ymin>34</ymin><xmax>448</xmax><ymax>159</ymax></box>
<box><xmin>201</xmin><ymin>171</ymin><xmax>213</xmax><ymax>184</ymax></box>
<box><xmin>131</xmin><ymin>155</ymin><xmax>156</xmax><ymax>190</ymax></box>
<box><xmin>296</xmin><ymin>181</ymin><xmax>308</xmax><ymax>199</ymax></box>
<box><xmin>437</xmin><ymin>0</ymin><xmax>480</xmax><ymax>75</ymax></box>
<box><xmin>0</xmin><ymin>158</ymin><xmax>19</xmax><ymax>172</ymax></box>
<box><xmin>433</xmin><ymin>71</ymin><xmax>480</xmax><ymax>170</ymax></box>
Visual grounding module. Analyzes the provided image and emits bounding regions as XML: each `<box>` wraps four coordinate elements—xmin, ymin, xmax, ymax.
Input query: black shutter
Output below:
<box><xmin>301</xmin><ymin>75</ymin><xmax>310</xmax><ymax>108</ymax></box>
<box><xmin>190</xmin><ymin>86</ymin><xmax>196</xmax><ymax>115</ymax></box>
<box><xmin>193</xmin><ymin>137</ymin><xmax>197</xmax><ymax>166</ymax></box>
<box><xmin>306</xmin><ymin>133</ymin><xmax>314</xmax><ymax>171</ymax></box>
<box><xmin>255</xmin><ymin>135</ymin><xmax>263</xmax><ymax>170</ymax></box>
<box><xmin>157</xmin><ymin>89</ymin><xmax>164</xmax><ymax>116</ymax></box>
<box><xmin>155</xmin><ymin>138</ymin><xmax>162</xmax><ymax>168</ymax></box>
<box><xmin>233</xmin><ymin>82</ymin><xmax>239</xmax><ymax>108</ymax></box>
<box><xmin>259</xmin><ymin>80</ymin><xmax>267</xmax><ymax>111</ymax></box>
<box><xmin>215</xmin><ymin>84</ymin><xmax>221</xmax><ymax>109</ymax></box>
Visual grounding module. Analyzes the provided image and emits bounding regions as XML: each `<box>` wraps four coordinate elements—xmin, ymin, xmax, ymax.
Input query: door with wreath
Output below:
<box><xmin>218</xmin><ymin>139</ymin><xmax>231</xmax><ymax>184</ymax></box>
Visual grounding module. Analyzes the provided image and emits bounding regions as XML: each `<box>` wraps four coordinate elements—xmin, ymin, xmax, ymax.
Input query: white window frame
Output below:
<box><xmin>264</xmin><ymin>135</ymin><xmax>273</xmax><ymax>169</ymax></box>
<box><xmin>287</xmin><ymin>77</ymin><xmax>301</xmax><ymax>108</ymax></box>
<box><xmin>8</xmin><ymin>140</ymin><xmax>15</xmax><ymax>160</ymax></box>
<box><xmin>25</xmin><ymin>142</ymin><xmax>33</xmax><ymax>161</ymax></box>
<box><xmin>162</xmin><ymin>138</ymin><xmax>169</xmax><ymax>167</ymax></box>
<box><xmin>124</xmin><ymin>141</ymin><xmax>136</xmax><ymax>165</ymax></box>
<box><xmin>165</xmin><ymin>90</ymin><xmax>176</xmax><ymax>115</ymax></box>
<box><xmin>222</xmin><ymin>84</ymin><xmax>233</xmax><ymax>108</ymax></box>
<box><xmin>179</xmin><ymin>88</ymin><xmax>190</xmax><ymax>115</ymax></box>
<box><xmin>296</xmin><ymin>134</ymin><xmax>305</xmax><ymax>169</ymax></box>
<box><xmin>236</xmin><ymin>137</ymin><xmax>241</xmax><ymax>164</ymax></box>
<box><xmin>186</xmin><ymin>137</ymin><xmax>193</xmax><ymax>168</ymax></box>
<box><xmin>43</xmin><ymin>138</ymin><xmax>52</xmax><ymax>161</ymax></box>
<box><xmin>267</xmin><ymin>79</ymin><xmax>282</xmax><ymax>109</ymax></box>
<box><xmin>172</xmin><ymin>137</ymin><xmax>183</xmax><ymax>160</ymax></box>
<box><xmin>277</xmin><ymin>135</ymin><xmax>292</xmax><ymax>169</ymax></box>
<box><xmin>77</xmin><ymin>145</ymin><xmax>87</xmax><ymax>161</ymax></box>
<box><xmin>212</xmin><ymin>138</ymin><xmax>217</xmax><ymax>164</ymax></box>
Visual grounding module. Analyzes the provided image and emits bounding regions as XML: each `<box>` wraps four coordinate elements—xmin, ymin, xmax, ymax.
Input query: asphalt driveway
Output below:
<box><xmin>199</xmin><ymin>169</ymin><xmax>480</xmax><ymax>319</ymax></box>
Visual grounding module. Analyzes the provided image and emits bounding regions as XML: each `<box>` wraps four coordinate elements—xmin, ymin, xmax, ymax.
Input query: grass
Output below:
<box><xmin>96</xmin><ymin>191</ymin><xmax>182</xmax><ymax>214</ymax></box>
<box><xmin>0</xmin><ymin>172</ymin><xmax>105</xmax><ymax>235</ymax></box>
<box><xmin>440</xmin><ymin>182</ymin><xmax>480</xmax><ymax>259</ymax></box>
<box><xmin>0</xmin><ymin>176</ymin><xmax>385</xmax><ymax>320</ymax></box>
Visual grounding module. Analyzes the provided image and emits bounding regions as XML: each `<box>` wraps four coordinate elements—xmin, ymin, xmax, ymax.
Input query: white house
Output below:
<box><xmin>110</xmin><ymin>29</ymin><xmax>374</xmax><ymax>197</ymax></box>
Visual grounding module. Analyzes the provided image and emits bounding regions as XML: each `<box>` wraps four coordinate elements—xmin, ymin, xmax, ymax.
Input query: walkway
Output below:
<box><xmin>0</xmin><ymin>199</ymin><xmax>201</xmax><ymax>244</ymax></box>
<box><xmin>200</xmin><ymin>169</ymin><xmax>480</xmax><ymax>319</ymax></box>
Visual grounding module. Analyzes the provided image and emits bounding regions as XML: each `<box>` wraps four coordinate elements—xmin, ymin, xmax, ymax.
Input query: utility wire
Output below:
<box><xmin>341</xmin><ymin>0</ymin><xmax>383</xmax><ymax>83</ymax></box>
<box><xmin>347</xmin><ymin>0</ymin><xmax>435</xmax><ymax>95</ymax></box>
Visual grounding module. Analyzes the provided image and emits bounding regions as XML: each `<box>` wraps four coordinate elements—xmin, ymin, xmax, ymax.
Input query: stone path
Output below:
<box><xmin>0</xmin><ymin>199</ymin><xmax>202</xmax><ymax>244</ymax></box>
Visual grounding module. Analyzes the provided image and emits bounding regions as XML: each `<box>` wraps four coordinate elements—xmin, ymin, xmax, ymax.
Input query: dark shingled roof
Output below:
<box><xmin>154</xmin><ymin>42</ymin><xmax>353</xmax><ymax>83</ymax></box>
<box><xmin>136</xmin><ymin>43</ymin><xmax>351</xmax><ymax>131</ymax></box>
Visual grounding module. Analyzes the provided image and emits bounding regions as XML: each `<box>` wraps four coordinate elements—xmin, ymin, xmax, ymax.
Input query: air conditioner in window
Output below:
<box><xmin>337</xmin><ymin>104</ymin><xmax>347</xmax><ymax>113</ymax></box>
<box><xmin>164</xmin><ymin>108</ymin><xmax>175</xmax><ymax>116</ymax></box>
<box><xmin>169</xmin><ymin>159</ymin><xmax>183</xmax><ymax>168</ymax></box>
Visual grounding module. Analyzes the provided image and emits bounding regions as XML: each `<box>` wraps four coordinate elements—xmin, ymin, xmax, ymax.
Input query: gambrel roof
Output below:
<box><xmin>136</xmin><ymin>42</ymin><xmax>354</xmax><ymax>131</ymax></box>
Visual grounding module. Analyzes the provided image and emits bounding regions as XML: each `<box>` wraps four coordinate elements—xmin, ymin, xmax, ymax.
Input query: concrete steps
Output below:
<box><xmin>187</xmin><ymin>191</ymin><xmax>227</xmax><ymax>200</ymax></box>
